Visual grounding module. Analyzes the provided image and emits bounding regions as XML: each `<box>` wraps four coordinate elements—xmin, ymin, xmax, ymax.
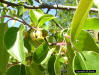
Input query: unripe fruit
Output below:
<box><xmin>36</xmin><ymin>30</ymin><xmax>43</xmax><ymax>39</ymax></box>
<box><xmin>23</xmin><ymin>29</ymin><xmax>28</xmax><ymax>38</ymax></box>
<box><xmin>30</xmin><ymin>32</ymin><xmax>36</xmax><ymax>40</ymax></box>
<box><xmin>41</xmin><ymin>29</ymin><xmax>48</xmax><ymax>37</ymax></box>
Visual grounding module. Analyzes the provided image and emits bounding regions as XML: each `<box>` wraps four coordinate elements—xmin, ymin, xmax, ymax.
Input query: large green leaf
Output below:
<box><xmin>26</xmin><ymin>62</ymin><xmax>44</xmax><ymax>75</ymax></box>
<box><xmin>38</xmin><ymin>14</ymin><xmax>55</xmax><ymax>27</ymax></box>
<box><xmin>54</xmin><ymin>54</ymin><xmax>61</xmax><ymax>75</ymax></box>
<box><xmin>83</xmin><ymin>18</ymin><xmax>99</xmax><ymax>30</ymax></box>
<box><xmin>33</xmin><ymin>42</ymin><xmax>49</xmax><ymax>64</ymax></box>
<box><xmin>4</xmin><ymin>25</ymin><xmax>26</xmax><ymax>64</ymax></box>
<box><xmin>48</xmin><ymin>55</ymin><xmax>56</xmax><ymax>75</ymax></box>
<box><xmin>29</xmin><ymin>9</ymin><xmax>44</xmax><ymax>26</ymax></box>
<box><xmin>0</xmin><ymin>23</ymin><xmax>9</xmax><ymax>75</ymax></box>
<box><xmin>75</xmin><ymin>30</ymin><xmax>99</xmax><ymax>53</ymax></box>
<box><xmin>6</xmin><ymin>64</ymin><xmax>26</xmax><ymax>75</ymax></box>
<box><xmin>74</xmin><ymin>51</ymin><xmax>99</xmax><ymax>75</ymax></box>
<box><xmin>70</xmin><ymin>0</ymin><xmax>93</xmax><ymax>44</ymax></box>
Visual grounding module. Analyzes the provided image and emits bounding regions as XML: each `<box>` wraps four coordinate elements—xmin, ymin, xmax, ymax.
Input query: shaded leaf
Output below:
<box><xmin>6</xmin><ymin>64</ymin><xmax>26</xmax><ymax>75</ymax></box>
<box><xmin>33</xmin><ymin>42</ymin><xmax>49</xmax><ymax>64</ymax></box>
<box><xmin>54</xmin><ymin>54</ymin><xmax>61</xmax><ymax>75</ymax></box>
<box><xmin>0</xmin><ymin>23</ymin><xmax>9</xmax><ymax>75</ymax></box>
<box><xmin>17</xmin><ymin>6</ymin><xmax>24</xmax><ymax>17</ymax></box>
<box><xmin>6</xmin><ymin>65</ymin><xmax>21</xmax><ymax>75</ymax></box>
<box><xmin>24</xmin><ymin>38</ymin><xmax>31</xmax><ymax>52</ymax></box>
<box><xmin>48</xmin><ymin>55</ymin><xmax>56</xmax><ymax>75</ymax></box>
<box><xmin>41</xmin><ymin>48</ymin><xmax>55</xmax><ymax>64</ymax></box>
<box><xmin>26</xmin><ymin>62</ymin><xmax>44</xmax><ymax>75</ymax></box>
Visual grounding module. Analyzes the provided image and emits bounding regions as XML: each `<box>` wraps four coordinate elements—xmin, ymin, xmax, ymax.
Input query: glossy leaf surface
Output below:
<box><xmin>70</xmin><ymin>0</ymin><xmax>93</xmax><ymax>44</ymax></box>
<box><xmin>33</xmin><ymin>42</ymin><xmax>49</xmax><ymax>64</ymax></box>
<box><xmin>74</xmin><ymin>51</ymin><xmax>99</xmax><ymax>75</ymax></box>
<box><xmin>75</xmin><ymin>30</ymin><xmax>99</xmax><ymax>53</ymax></box>
<box><xmin>83</xmin><ymin>18</ymin><xmax>99</xmax><ymax>30</ymax></box>
<box><xmin>4</xmin><ymin>25</ymin><xmax>26</xmax><ymax>64</ymax></box>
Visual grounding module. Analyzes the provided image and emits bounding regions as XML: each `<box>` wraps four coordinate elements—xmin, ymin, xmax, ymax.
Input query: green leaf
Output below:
<box><xmin>70</xmin><ymin>0</ymin><xmax>93</xmax><ymax>44</ymax></box>
<box><xmin>6</xmin><ymin>65</ymin><xmax>20</xmax><ymax>75</ymax></box>
<box><xmin>1</xmin><ymin>9</ymin><xmax>6</xmax><ymax>23</ymax></box>
<box><xmin>6</xmin><ymin>64</ymin><xmax>26</xmax><ymax>75</ymax></box>
<box><xmin>54</xmin><ymin>54</ymin><xmax>61</xmax><ymax>75</ymax></box>
<box><xmin>83</xmin><ymin>18</ymin><xmax>99</xmax><ymax>30</ymax></box>
<box><xmin>41</xmin><ymin>48</ymin><xmax>55</xmax><ymax>64</ymax></box>
<box><xmin>28</xmin><ymin>0</ymin><xmax>33</xmax><ymax>5</ymax></box>
<box><xmin>24</xmin><ymin>38</ymin><xmax>31</xmax><ymax>52</ymax></box>
<box><xmin>0</xmin><ymin>23</ymin><xmax>9</xmax><ymax>75</ymax></box>
<box><xmin>38</xmin><ymin>14</ymin><xmax>55</xmax><ymax>27</ymax></box>
<box><xmin>75</xmin><ymin>30</ymin><xmax>99</xmax><ymax>53</ymax></box>
<box><xmin>74</xmin><ymin>51</ymin><xmax>99</xmax><ymax>75</ymax></box>
<box><xmin>65</xmin><ymin>37</ymin><xmax>75</xmax><ymax>75</ymax></box>
<box><xmin>4</xmin><ymin>25</ymin><xmax>26</xmax><ymax>64</ymax></box>
<box><xmin>20</xmin><ymin>64</ymin><xmax>26</xmax><ymax>75</ymax></box>
<box><xmin>26</xmin><ymin>62</ymin><xmax>44</xmax><ymax>75</ymax></box>
<box><xmin>29</xmin><ymin>9</ymin><xmax>44</xmax><ymax>26</ymax></box>
<box><xmin>48</xmin><ymin>55</ymin><xmax>56</xmax><ymax>75</ymax></box>
<box><xmin>17</xmin><ymin>6</ymin><xmax>24</xmax><ymax>17</ymax></box>
<box><xmin>33</xmin><ymin>42</ymin><xmax>49</xmax><ymax>64</ymax></box>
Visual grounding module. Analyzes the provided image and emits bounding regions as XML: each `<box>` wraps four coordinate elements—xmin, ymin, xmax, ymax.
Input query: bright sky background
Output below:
<box><xmin>4</xmin><ymin>0</ymin><xmax>56</xmax><ymax>27</ymax></box>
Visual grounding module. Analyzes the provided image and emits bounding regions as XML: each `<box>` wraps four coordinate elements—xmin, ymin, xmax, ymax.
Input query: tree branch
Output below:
<box><xmin>0</xmin><ymin>1</ymin><xmax>98</xmax><ymax>12</ymax></box>
<box><xmin>0</xmin><ymin>15</ymin><xmax>37</xmax><ymax>30</ymax></box>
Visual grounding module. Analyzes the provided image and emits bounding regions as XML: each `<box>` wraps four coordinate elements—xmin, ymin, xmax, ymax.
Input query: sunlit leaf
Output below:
<box><xmin>83</xmin><ymin>18</ymin><xmax>99</xmax><ymax>30</ymax></box>
<box><xmin>74</xmin><ymin>51</ymin><xmax>99</xmax><ymax>75</ymax></box>
<box><xmin>94</xmin><ymin>0</ymin><xmax>99</xmax><ymax>9</ymax></box>
<box><xmin>1</xmin><ymin>9</ymin><xmax>6</xmax><ymax>23</ymax></box>
<box><xmin>4</xmin><ymin>25</ymin><xmax>26</xmax><ymax>64</ymax></box>
<box><xmin>70</xmin><ymin>0</ymin><xmax>93</xmax><ymax>44</ymax></box>
<box><xmin>28</xmin><ymin>0</ymin><xmax>33</xmax><ymax>5</ymax></box>
<box><xmin>29</xmin><ymin>9</ymin><xmax>44</xmax><ymax>26</ymax></box>
<box><xmin>38</xmin><ymin>14</ymin><xmax>55</xmax><ymax>27</ymax></box>
<box><xmin>75</xmin><ymin>30</ymin><xmax>99</xmax><ymax>53</ymax></box>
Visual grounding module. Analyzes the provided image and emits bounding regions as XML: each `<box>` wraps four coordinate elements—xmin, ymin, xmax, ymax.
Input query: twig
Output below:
<box><xmin>52</xmin><ymin>19</ymin><xmax>63</xmax><ymax>29</ymax></box>
<box><xmin>6</xmin><ymin>19</ymin><xmax>12</xmax><ymax>23</ymax></box>
<box><xmin>0</xmin><ymin>1</ymin><xmax>98</xmax><ymax>12</ymax></box>
<box><xmin>0</xmin><ymin>15</ymin><xmax>37</xmax><ymax>30</ymax></box>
